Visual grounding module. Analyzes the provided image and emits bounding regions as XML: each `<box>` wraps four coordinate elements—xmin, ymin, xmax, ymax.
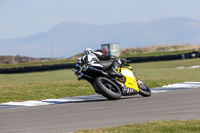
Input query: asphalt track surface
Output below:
<box><xmin>0</xmin><ymin>87</ymin><xmax>200</xmax><ymax>133</ymax></box>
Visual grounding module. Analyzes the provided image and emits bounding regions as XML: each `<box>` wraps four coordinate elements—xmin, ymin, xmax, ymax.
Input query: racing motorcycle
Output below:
<box><xmin>75</xmin><ymin>56</ymin><xmax>151</xmax><ymax>100</ymax></box>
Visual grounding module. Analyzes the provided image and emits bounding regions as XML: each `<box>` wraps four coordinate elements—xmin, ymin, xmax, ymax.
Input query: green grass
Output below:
<box><xmin>132</xmin><ymin>58</ymin><xmax>200</xmax><ymax>87</ymax></box>
<box><xmin>0</xmin><ymin>69</ymin><xmax>95</xmax><ymax>103</ymax></box>
<box><xmin>0</xmin><ymin>81</ymin><xmax>95</xmax><ymax>102</ymax></box>
<box><xmin>75</xmin><ymin>120</ymin><xmax>200</xmax><ymax>133</ymax></box>
<box><xmin>0</xmin><ymin>58</ymin><xmax>200</xmax><ymax>103</ymax></box>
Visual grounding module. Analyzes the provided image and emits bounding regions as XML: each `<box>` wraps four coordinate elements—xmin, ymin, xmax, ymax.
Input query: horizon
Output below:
<box><xmin>0</xmin><ymin>43</ymin><xmax>200</xmax><ymax>58</ymax></box>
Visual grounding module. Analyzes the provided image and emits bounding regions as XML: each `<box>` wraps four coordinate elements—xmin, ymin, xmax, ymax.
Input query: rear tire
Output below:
<box><xmin>94</xmin><ymin>77</ymin><xmax>121</xmax><ymax>100</ymax></box>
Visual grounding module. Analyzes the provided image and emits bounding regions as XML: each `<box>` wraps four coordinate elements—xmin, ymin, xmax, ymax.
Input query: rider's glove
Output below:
<box><xmin>116</xmin><ymin>58</ymin><xmax>122</xmax><ymax>65</ymax></box>
<box><xmin>121</xmin><ymin>59</ymin><xmax>127</xmax><ymax>64</ymax></box>
<box><xmin>116</xmin><ymin>58</ymin><xmax>127</xmax><ymax>65</ymax></box>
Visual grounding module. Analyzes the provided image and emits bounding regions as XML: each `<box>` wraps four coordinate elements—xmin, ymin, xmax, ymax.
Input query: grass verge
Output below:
<box><xmin>0</xmin><ymin>81</ymin><xmax>95</xmax><ymax>102</ymax></box>
<box><xmin>75</xmin><ymin>120</ymin><xmax>200</xmax><ymax>133</ymax></box>
<box><xmin>0</xmin><ymin>58</ymin><xmax>200</xmax><ymax>103</ymax></box>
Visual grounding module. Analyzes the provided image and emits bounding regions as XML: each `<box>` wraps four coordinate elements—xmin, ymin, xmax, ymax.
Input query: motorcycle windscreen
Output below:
<box><xmin>121</xmin><ymin>68</ymin><xmax>139</xmax><ymax>92</ymax></box>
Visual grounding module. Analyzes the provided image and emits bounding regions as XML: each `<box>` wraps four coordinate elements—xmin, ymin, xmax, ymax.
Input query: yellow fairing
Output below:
<box><xmin>121</xmin><ymin>68</ymin><xmax>139</xmax><ymax>92</ymax></box>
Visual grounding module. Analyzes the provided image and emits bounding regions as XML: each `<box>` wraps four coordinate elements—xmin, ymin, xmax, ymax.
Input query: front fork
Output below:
<box><xmin>135</xmin><ymin>77</ymin><xmax>144</xmax><ymax>88</ymax></box>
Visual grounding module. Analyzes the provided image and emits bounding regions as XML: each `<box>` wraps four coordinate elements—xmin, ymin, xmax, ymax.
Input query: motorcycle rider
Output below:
<box><xmin>83</xmin><ymin>48</ymin><xmax>125</xmax><ymax>81</ymax></box>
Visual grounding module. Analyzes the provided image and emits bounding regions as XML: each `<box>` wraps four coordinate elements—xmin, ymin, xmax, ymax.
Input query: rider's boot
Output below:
<box><xmin>109</xmin><ymin>60</ymin><xmax>126</xmax><ymax>82</ymax></box>
<box><xmin>109</xmin><ymin>70</ymin><xmax>126</xmax><ymax>83</ymax></box>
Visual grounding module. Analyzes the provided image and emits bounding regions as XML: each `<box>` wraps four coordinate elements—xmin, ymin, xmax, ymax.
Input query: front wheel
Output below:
<box><xmin>137</xmin><ymin>80</ymin><xmax>151</xmax><ymax>97</ymax></box>
<box><xmin>94</xmin><ymin>77</ymin><xmax>121</xmax><ymax>100</ymax></box>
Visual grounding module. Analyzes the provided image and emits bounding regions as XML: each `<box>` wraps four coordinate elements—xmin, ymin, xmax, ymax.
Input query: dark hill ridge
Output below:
<box><xmin>1</xmin><ymin>17</ymin><xmax>200</xmax><ymax>58</ymax></box>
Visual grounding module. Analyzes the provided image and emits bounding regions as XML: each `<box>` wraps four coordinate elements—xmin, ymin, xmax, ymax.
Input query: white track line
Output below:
<box><xmin>176</xmin><ymin>65</ymin><xmax>200</xmax><ymax>69</ymax></box>
<box><xmin>153</xmin><ymin>82</ymin><xmax>200</xmax><ymax>91</ymax></box>
<box><xmin>0</xmin><ymin>94</ymin><xmax>106</xmax><ymax>108</ymax></box>
<box><xmin>1</xmin><ymin>82</ymin><xmax>200</xmax><ymax>109</ymax></box>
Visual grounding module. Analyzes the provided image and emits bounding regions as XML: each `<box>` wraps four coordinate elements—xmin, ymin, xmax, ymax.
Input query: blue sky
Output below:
<box><xmin>0</xmin><ymin>0</ymin><xmax>200</xmax><ymax>39</ymax></box>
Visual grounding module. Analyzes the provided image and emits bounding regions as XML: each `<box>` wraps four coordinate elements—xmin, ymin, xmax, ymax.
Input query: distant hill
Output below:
<box><xmin>1</xmin><ymin>17</ymin><xmax>200</xmax><ymax>58</ymax></box>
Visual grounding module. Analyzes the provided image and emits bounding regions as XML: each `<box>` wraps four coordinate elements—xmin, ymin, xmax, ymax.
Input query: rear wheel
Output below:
<box><xmin>94</xmin><ymin>77</ymin><xmax>121</xmax><ymax>100</ymax></box>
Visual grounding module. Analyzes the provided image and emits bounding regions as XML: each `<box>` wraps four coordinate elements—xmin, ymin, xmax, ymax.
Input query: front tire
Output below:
<box><xmin>138</xmin><ymin>80</ymin><xmax>151</xmax><ymax>97</ymax></box>
<box><xmin>94</xmin><ymin>77</ymin><xmax>121</xmax><ymax>100</ymax></box>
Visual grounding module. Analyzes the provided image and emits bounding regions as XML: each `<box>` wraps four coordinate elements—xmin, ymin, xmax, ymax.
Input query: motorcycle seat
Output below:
<box><xmin>99</xmin><ymin>61</ymin><xmax>113</xmax><ymax>71</ymax></box>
